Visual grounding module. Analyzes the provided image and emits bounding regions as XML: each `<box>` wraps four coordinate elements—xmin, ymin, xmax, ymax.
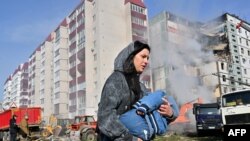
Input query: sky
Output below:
<box><xmin>1</xmin><ymin>0</ymin><xmax>250</xmax><ymax>101</ymax></box>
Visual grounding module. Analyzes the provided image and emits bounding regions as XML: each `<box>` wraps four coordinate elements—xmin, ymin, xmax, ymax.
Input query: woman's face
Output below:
<box><xmin>133</xmin><ymin>48</ymin><xmax>150</xmax><ymax>73</ymax></box>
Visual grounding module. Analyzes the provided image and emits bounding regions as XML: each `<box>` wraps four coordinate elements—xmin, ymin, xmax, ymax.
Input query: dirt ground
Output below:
<box><xmin>154</xmin><ymin>123</ymin><xmax>223</xmax><ymax>141</ymax></box>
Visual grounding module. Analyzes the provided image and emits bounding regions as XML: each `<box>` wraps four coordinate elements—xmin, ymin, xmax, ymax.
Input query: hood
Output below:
<box><xmin>114</xmin><ymin>41</ymin><xmax>150</xmax><ymax>72</ymax></box>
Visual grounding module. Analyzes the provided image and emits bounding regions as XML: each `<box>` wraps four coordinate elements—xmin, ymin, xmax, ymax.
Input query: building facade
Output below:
<box><xmin>2</xmin><ymin>63</ymin><xmax>29</xmax><ymax>109</ymax></box>
<box><xmin>201</xmin><ymin>13</ymin><xmax>250</xmax><ymax>95</ymax></box>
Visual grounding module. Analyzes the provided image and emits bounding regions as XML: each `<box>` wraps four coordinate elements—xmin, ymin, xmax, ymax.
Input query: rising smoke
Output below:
<box><xmin>149</xmin><ymin>18</ymin><xmax>219</xmax><ymax>133</ymax></box>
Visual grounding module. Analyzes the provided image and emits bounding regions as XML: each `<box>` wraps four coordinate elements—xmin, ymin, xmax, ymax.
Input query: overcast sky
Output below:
<box><xmin>1</xmin><ymin>0</ymin><xmax>250</xmax><ymax>101</ymax></box>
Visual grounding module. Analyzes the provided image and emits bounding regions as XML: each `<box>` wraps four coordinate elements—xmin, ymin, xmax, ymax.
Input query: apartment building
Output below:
<box><xmin>52</xmin><ymin>19</ymin><xmax>70</xmax><ymax>119</ymax></box>
<box><xmin>27</xmin><ymin>19</ymin><xmax>70</xmax><ymax>121</ymax></box>
<box><xmin>2</xmin><ymin>0</ymin><xmax>149</xmax><ymax>119</ymax></box>
<box><xmin>148</xmin><ymin>12</ymin><xmax>201</xmax><ymax>90</ymax></box>
<box><xmin>19</xmin><ymin>62</ymin><xmax>29</xmax><ymax>107</ymax></box>
<box><xmin>28</xmin><ymin>48</ymin><xmax>41</xmax><ymax>107</ymax></box>
<box><xmin>148</xmin><ymin>11</ymin><xmax>220</xmax><ymax>103</ymax></box>
<box><xmin>39</xmin><ymin>36</ymin><xmax>54</xmax><ymax>121</ymax></box>
<box><xmin>2</xmin><ymin>63</ymin><xmax>29</xmax><ymax>109</ymax></box>
<box><xmin>201</xmin><ymin>13</ymin><xmax>250</xmax><ymax>95</ymax></box>
<box><xmin>67</xmin><ymin>0</ymin><xmax>149</xmax><ymax>118</ymax></box>
<box><xmin>3</xmin><ymin>75</ymin><xmax>12</xmax><ymax>109</ymax></box>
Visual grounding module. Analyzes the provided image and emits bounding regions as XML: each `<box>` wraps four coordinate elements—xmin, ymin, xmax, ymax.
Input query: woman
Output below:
<box><xmin>9</xmin><ymin>114</ymin><xmax>19</xmax><ymax>141</ymax></box>
<box><xmin>97</xmin><ymin>40</ymin><xmax>175</xmax><ymax>141</ymax></box>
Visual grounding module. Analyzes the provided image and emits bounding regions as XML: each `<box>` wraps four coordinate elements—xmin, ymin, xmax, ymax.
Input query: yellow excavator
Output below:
<box><xmin>40</xmin><ymin>115</ymin><xmax>62</xmax><ymax>138</ymax></box>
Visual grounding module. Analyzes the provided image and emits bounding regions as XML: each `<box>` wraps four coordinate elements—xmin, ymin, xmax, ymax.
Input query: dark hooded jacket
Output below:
<box><xmin>9</xmin><ymin>115</ymin><xmax>18</xmax><ymax>134</ymax></box>
<box><xmin>97</xmin><ymin>41</ymin><xmax>150</xmax><ymax>141</ymax></box>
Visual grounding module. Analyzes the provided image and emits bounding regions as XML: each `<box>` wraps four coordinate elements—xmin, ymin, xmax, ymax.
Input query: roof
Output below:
<box><xmin>125</xmin><ymin>0</ymin><xmax>146</xmax><ymax>8</ymax></box>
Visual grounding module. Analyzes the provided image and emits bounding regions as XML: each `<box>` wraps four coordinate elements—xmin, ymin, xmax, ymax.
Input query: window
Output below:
<box><xmin>131</xmin><ymin>4</ymin><xmax>145</xmax><ymax>14</ymax></box>
<box><xmin>55</xmin><ymin>49</ymin><xmax>60</xmax><ymax>57</ymax></box>
<box><xmin>55</xmin><ymin>70</ymin><xmax>60</xmax><ymax>78</ymax></box>
<box><xmin>221</xmin><ymin>63</ymin><xmax>224</xmax><ymax>70</ymax></box>
<box><xmin>55</xmin><ymin>92</ymin><xmax>60</xmax><ymax>99</ymax></box>
<box><xmin>241</xmin><ymin>48</ymin><xmax>244</xmax><ymax>54</ymax></box>
<box><xmin>41</xmin><ymin>98</ymin><xmax>44</xmax><ymax>104</ymax></box>
<box><xmin>55</xmin><ymin>81</ymin><xmax>60</xmax><ymax>88</ymax></box>
<box><xmin>93</xmin><ymin>14</ymin><xmax>96</xmax><ymax>22</ymax></box>
<box><xmin>244</xmin><ymin>69</ymin><xmax>247</xmax><ymax>74</ymax></box>
<box><xmin>222</xmin><ymin>75</ymin><xmax>226</xmax><ymax>82</ymax></box>
<box><xmin>55</xmin><ymin>29</ymin><xmax>60</xmax><ymax>43</ymax></box>
<box><xmin>55</xmin><ymin>60</ymin><xmax>60</xmax><ymax>68</ymax></box>
<box><xmin>78</xmin><ymin>30</ymin><xmax>85</xmax><ymax>44</ymax></box>
<box><xmin>70</xmin><ymin>60</ymin><xmax>76</xmax><ymax>68</ymax></box>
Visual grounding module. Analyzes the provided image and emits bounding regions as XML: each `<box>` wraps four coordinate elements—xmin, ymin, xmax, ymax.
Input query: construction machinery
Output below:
<box><xmin>169</xmin><ymin>98</ymin><xmax>203</xmax><ymax>133</ymax></box>
<box><xmin>40</xmin><ymin>114</ymin><xmax>62</xmax><ymax>139</ymax></box>
<box><xmin>67</xmin><ymin>115</ymin><xmax>97</xmax><ymax>141</ymax></box>
<box><xmin>0</xmin><ymin>106</ymin><xmax>42</xmax><ymax>140</ymax></box>
<box><xmin>171</xmin><ymin>98</ymin><xmax>203</xmax><ymax>124</ymax></box>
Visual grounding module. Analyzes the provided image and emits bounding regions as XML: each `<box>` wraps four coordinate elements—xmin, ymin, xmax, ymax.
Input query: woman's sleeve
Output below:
<box><xmin>97</xmin><ymin>74</ymin><xmax>131</xmax><ymax>140</ymax></box>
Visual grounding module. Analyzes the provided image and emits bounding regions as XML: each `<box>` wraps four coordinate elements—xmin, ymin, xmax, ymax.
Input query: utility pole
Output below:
<box><xmin>211</xmin><ymin>73</ymin><xmax>250</xmax><ymax>87</ymax></box>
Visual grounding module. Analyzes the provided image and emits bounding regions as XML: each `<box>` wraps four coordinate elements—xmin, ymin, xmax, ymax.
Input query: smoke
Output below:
<box><xmin>150</xmin><ymin>19</ymin><xmax>220</xmax><ymax>133</ymax></box>
<box><xmin>152</xmin><ymin>34</ymin><xmax>217</xmax><ymax>104</ymax></box>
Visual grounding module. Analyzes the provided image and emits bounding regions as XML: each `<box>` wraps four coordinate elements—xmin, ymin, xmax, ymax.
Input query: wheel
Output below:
<box><xmin>81</xmin><ymin>130</ymin><xmax>96</xmax><ymax>141</ymax></box>
<box><xmin>41</xmin><ymin>129</ymin><xmax>52</xmax><ymax>137</ymax></box>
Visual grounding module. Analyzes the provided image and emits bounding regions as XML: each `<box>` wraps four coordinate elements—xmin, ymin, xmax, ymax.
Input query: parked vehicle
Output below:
<box><xmin>221</xmin><ymin>89</ymin><xmax>250</xmax><ymax>125</ymax></box>
<box><xmin>193</xmin><ymin>102</ymin><xmax>223</xmax><ymax>136</ymax></box>
<box><xmin>0</xmin><ymin>107</ymin><xmax>42</xmax><ymax>140</ymax></box>
<box><xmin>57</xmin><ymin>118</ymin><xmax>73</xmax><ymax>136</ymax></box>
<box><xmin>67</xmin><ymin>115</ymin><xmax>97</xmax><ymax>141</ymax></box>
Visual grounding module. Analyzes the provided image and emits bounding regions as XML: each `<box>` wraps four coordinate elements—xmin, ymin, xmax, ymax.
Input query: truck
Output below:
<box><xmin>67</xmin><ymin>115</ymin><xmax>97</xmax><ymax>141</ymax></box>
<box><xmin>220</xmin><ymin>89</ymin><xmax>250</xmax><ymax>125</ymax></box>
<box><xmin>0</xmin><ymin>107</ymin><xmax>42</xmax><ymax>140</ymax></box>
<box><xmin>193</xmin><ymin>102</ymin><xmax>223</xmax><ymax>136</ymax></box>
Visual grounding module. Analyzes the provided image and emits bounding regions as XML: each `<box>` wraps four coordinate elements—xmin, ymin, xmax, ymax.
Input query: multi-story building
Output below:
<box><xmin>2</xmin><ymin>63</ymin><xmax>29</xmax><ymax>108</ymax></box>
<box><xmin>3</xmin><ymin>75</ymin><xmax>12</xmax><ymax>109</ymax></box>
<box><xmin>201</xmin><ymin>13</ymin><xmax>250</xmax><ymax>95</ymax></box>
<box><xmin>67</xmin><ymin>0</ymin><xmax>149</xmax><ymax>118</ymax></box>
<box><xmin>39</xmin><ymin>35</ymin><xmax>54</xmax><ymax>121</ymax></box>
<box><xmin>148</xmin><ymin>11</ymin><xmax>219</xmax><ymax>103</ymax></box>
<box><xmin>19</xmin><ymin>62</ymin><xmax>29</xmax><ymax>107</ymax></box>
<box><xmin>52</xmin><ymin>19</ymin><xmax>70</xmax><ymax>119</ymax></box>
<box><xmin>28</xmin><ymin>48</ymin><xmax>41</xmax><ymax>107</ymax></box>
<box><xmin>2</xmin><ymin>0</ymin><xmax>149</xmax><ymax>119</ymax></box>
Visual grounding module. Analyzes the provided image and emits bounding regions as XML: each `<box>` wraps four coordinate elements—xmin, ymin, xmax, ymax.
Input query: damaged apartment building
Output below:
<box><xmin>149</xmin><ymin>12</ymin><xmax>250</xmax><ymax>103</ymax></box>
<box><xmin>200</xmin><ymin>13</ymin><xmax>250</xmax><ymax>95</ymax></box>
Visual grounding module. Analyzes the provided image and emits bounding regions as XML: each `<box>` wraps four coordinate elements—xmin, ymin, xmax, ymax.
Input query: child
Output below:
<box><xmin>119</xmin><ymin>90</ymin><xmax>179</xmax><ymax>141</ymax></box>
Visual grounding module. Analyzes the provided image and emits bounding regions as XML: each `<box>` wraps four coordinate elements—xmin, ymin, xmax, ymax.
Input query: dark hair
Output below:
<box><xmin>133</xmin><ymin>40</ymin><xmax>150</xmax><ymax>55</ymax></box>
<box><xmin>123</xmin><ymin>41</ymin><xmax>150</xmax><ymax>108</ymax></box>
<box><xmin>123</xmin><ymin>41</ymin><xmax>150</xmax><ymax>73</ymax></box>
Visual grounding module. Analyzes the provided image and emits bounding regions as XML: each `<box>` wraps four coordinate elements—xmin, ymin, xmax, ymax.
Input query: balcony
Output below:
<box><xmin>69</xmin><ymin>79</ymin><xmax>77</xmax><ymax>88</ymax></box>
<box><xmin>69</xmin><ymin>41</ymin><xmax>76</xmax><ymax>51</ymax></box>
<box><xmin>69</xmin><ymin>30</ymin><xmax>76</xmax><ymax>40</ymax></box>
<box><xmin>78</xmin><ymin>89</ymin><xmax>85</xmax><ymax>97</ymax></box>
<box><xmin>77</xmin><ymin>47</ymin><xmax>85</xmax><ymax>61</ymax></box>
<box><xmin>69</xmin><ymin>105</ymin><xmax>77</xmax><ymax>112</ymax></box>
<box><xmin>77</xmin><ymin>61</ymin><xmax>85</xmax><ymax>75</ymax></box>
<box><xmin>131</xmin><ymin>11</ymin><xmax>146</xmax><ymax>20</ymax></box>
<box><xmin>132</xmin><ymin>23</ymin><xmax>147</xmax><ymax>31</ymax></box>
<box><xmin>69</xmin><ymin>66</ymin><xmax>76</xmax><ymax>78</ymax></box>
<box><xmin>77</xmin><ymin>23</ymin><xmax>84</xmax><ymax>32</ymax></box>
<box><xmin>78</xmin><ymin>75</ymin><xmax>85</xmax><ymax>84</ymax></box>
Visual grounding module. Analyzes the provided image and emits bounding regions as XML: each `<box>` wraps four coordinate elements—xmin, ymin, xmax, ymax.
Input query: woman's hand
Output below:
<box><xmin>137</xmin><ymin>138</ymin><xmax>143</xmax><ymax>141</ymax></box>
<box><xmin>158</xmin><ymin>98</ymin><xmax>173</xmax><ymax>118</ymax></box>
